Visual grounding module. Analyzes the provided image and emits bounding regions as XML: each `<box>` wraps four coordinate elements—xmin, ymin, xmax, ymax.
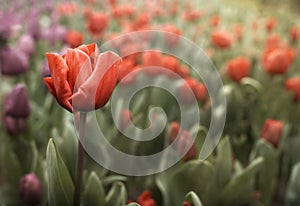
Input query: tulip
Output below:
<box><xmin>19</xmin><ymin>173</ymin><xmax>42</xmax><ymax>206</ymax></box>
<box><xmin>0</xmin><ymin>47</ymin><xmax>29</xmax><ymax>75</ymax></box>
<box><xmin>290</xmin><ymin>26</ymin><xmax>299</xmax><ymax>42</ymax></box>
<box><xmin>137</xmin><ymin>190</ymin><xmax>156</xmax><ymax>206</ymax></box>
<box><xmin>87</xmin><ymin>12</ymin><xmax>108</xmax><ymax>36</ymax></box>
<box><xmin>178</xmin><ymin>78</ymin><xmax>207</xmax><ymax>104</ymax></box>
<box><xmin>65</xmin><ymin>30</ymin><xmax>84</xmax><ymax>48</ymax></box>
<box><xmin>211</xmin><ymin>30</ymin><xmax>232</xmax><ymax>49</ymax></box>
<box><xmin>4</xmin><ymin>84</ymin><xmax>31</xmax><ymax>118</ymax></box>
<box><xmin>266</xmin><ymin>17</ymin><xmax>277</xmax><ymax>32</ymax></box>
<box><xmin>285</xmin><ymin>77</ymin><xmax>300</xmax><ymax>102</ymax></box>
<box><xmin>226</xmin><ymin>56</ymin><xmax>251</xmax><ymax>82</ymax></box>
<box><xmin>262</xmin><ymin>47</ymin><xmax>295</xmax><ymax>75</ymax></box>
<box><xmin>41</xmin><ymin>25</ymin><xmax>68</xmax><ymax>46</ymax></box>
<box><xmin>261</xmin><ymin>119</ymin><xmax>283</xmax><ymax>148</ymax></box>
<box><xmin>18</xmin><ymin>34</ymin><xmax>35</xmax><ymax>56</ymax></box>
<box><xmin>43</xmin><ymin>43</ymin><xmax>121</xmax><ymax>112</ymax></box>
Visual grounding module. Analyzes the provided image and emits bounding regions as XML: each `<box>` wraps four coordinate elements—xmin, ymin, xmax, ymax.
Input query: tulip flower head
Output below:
<box><xmin>43</xmin><ymin>43</ymin><xmax>121</xmax><ymax>112</ymax></box>
<box><xmin>19</xmin><ymin>173</ymin><xmax>42</xmax><ymax>206</ymax></box>
<box><xmin>285</xmin><ymin>77</ymin><xmax>300</xmax><ymax>102</ymax></box>
<box><xmin>226</xmin><ymin>56</ymin><xmax>251</xmax><ymax>82</ymax></box>
<box><xmin>261</xmin><ymin>119</ymin><xmax>283</xmax><ymax>148</ymax></box>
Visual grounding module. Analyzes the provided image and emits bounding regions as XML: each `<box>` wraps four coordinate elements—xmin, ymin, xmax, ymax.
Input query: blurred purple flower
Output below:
<box><xmin>0</xmin><ymin>10</ymin><xmax>21</xmax><ymax>39</ymax></box>
<box><xmin>0</xmin><ymin>47</ymin><xmax>29</xmax><ymax>75</ymax></box>
<box><xmin>4</xmin><ymin>84</ymin><xmax>31</xmax><ymax>118</ymax></box>
<box><xmin>41</xmin><ymin>25</ymin><xmax>68</xmax><ymax>45</ymax></box>
<box><xmin>18</xmin><ymin>34</ymin><xmax>35</xmax><ymax>56</ymax></box>
<box><xmin>3</xmin><ymin>116</ymin><xmax>27</xmax><ymax>135</ymax></box>
<box><xmin>19</xmin><ymin>173</ymin><xmax>42</xmax><ymax>206</ymax></box>
<box><xmin>26</xmin><ymin>9</ymin><xmax>41</xmax><ymax>39</ymax></box>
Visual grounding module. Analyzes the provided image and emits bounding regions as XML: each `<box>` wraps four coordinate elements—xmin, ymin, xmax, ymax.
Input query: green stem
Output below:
<box><xmin>74</xmin><ymin>112</ymin><xmax>87</xmax><ymax>206</ymax></box>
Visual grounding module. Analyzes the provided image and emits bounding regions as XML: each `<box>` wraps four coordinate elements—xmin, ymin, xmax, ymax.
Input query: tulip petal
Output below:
<box><xmin>43</xmin><ymin>77</ymin><xmax>57</xmax><ymax>97</ymax></box>
<box><xmin>71</xmin><ymin>51</ymin><xmax>121</xmax><ymax>111</ymax></box>
<box><xmin>66</xmin><ymin>49</ymin><xmax>92</xmax><ymax>92</ymax></box>
<box><xmin>46</xmin><ymin>53</ymin><xmax>72</xmax><ymax>112</ymax></box>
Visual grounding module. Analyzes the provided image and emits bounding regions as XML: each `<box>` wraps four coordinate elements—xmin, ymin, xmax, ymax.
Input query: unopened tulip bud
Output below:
<box><xmin>0</xmin><ymin>47</ymin><xmax>29</xmax><ymax>75</ymax></box>
<box><xmin>4</xmin><ymin>84</ymin><xmax>31</xmax><ymax>118</ymax></box>
<box><xmin>19</xmin><ymin>173</ymin><xmax>42</xmax><ymax>206</ymax></box>
<box><xmin>18</xmin><ymin>34</ymin><xmax>35</xmax><ymax>56</ymax></box>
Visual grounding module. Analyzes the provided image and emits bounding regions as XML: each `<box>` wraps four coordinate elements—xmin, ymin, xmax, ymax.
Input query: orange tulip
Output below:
<box><xmin>226</xmin><ymin>56</ymin><xmax>251</xmax><ymax>82</ymax></box>
<box><xmin>261</xmin><ymin>119</ymin><xmax>283</xmax><ymax>148</ymax></box>
<box><xmin>65</xmin><ymin>31</ymin><xmax>84</xmax><ymax>48</ymax></box>
<box><xmin>43</xmin><ymin>43</ymin><xmax>121</xmax><ymax>112</ymax></box>
<box><xmin>211</xmin><ymin>30</ymin><xmax>233</xmax><ymax>49</ymax></box>
<box><xmin>285</xmin><ymin>77</ymin><xmax>300</xmax><ymax>102</ymax></box>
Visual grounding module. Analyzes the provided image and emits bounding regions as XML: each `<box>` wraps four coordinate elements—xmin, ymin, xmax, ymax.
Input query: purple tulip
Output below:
<box><xmin>19</xmin><ymin>173</ymin><xmax>42</xmax><ymax>206</ymax></box>
<box><xmin>26</xmin><ymin>9</ymin><xmax>41</xmax><ymax>39</ymax></box>
<box><xmin>3</xmin><ymin>115</ymin><xmax>26</xmax><ymax>135</ymax></box>
<box><xmin>18</xmin><ymin>34</ymin><xmax>35</xmax><ymax>56</ymax></box>
<box><xmin>0</xmin><ymin>47</ymin><xmax>29</xmax><ymax>75</ymax></box>
<box><xmin>4</xmin><ymin>84</ymin><xmax>31</xmax><ymax>118</ymax></box>
<box><xmin>41</xmin><ymin>25</ymin><xmax>68</xmax><ymax>46</ymax></box>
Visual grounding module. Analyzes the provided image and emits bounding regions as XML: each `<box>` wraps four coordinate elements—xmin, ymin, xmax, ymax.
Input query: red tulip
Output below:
<box><xmin>290</xmin><ymin>26</ymin><xmax>299</xmax><ymax>42</ymax></box>
<box><xmin>65</xmin><ymin>30</ymin><xmax>84</xmax><ymax>48</ymax></box>
<box><xmin>178</xmin><ymin>78</ymin><xmax>207</xmax><ymax>103</ymax></box>
<box><xmin>266</xmin><ymin>17</ymin><xmax>277</xmax><ymax>32</ymax></box>
<box><xmin>262</xmin><ymin>47</ymin><xmax>295</xmax><ymax>75</ymax></box>
<box><xmin>261</xmin><ymin>119</ymin><xmax>283</xmax><ymax>147</ymax></box>
<box><xmin>87</xmin><ymin>12</ymin><xmax>108</xmax><ymax>36</ymax></box>
<box><xmin>43</xmin><ymin>43</ymin><xmax>121</xmax><ymax>112</ymax></box>
<box><xmin>226</xmin><ymin>56</ymin><xmax>251</xmax><ymax>82</ymax></box>
<box><xmin>285</xmin><ymin>77</ymin><xmax>300</xmax><ymax>102</ymax></box>
<box><xmin>137</xmin><ymin>190</ymin><xmax>156</xmax><ymax>206</ymax></box>
<box><xmin>211</xmin><ymin>30</ymin><xmax>233</xmax><ymax>49</ymax></box>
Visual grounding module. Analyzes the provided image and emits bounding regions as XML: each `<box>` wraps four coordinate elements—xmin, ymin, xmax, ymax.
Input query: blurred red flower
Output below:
<box><xmin>137</xmin><ymin>190</ymin><xmax>156</xmax><ymax>206</ymax></box>
<box><xmin>290</xmin><ymin>26</ymin><xmax>299</xmax><ymax>42</ymax></box>
<box><xmin>285</xmin><ymin>77</ymin><xmax>300</xmax><ymax>102</ymax></box>
<box><xmin>261</xmin><ymin>119</ymin><xmax>283</xmax><ymax>148</ymax></box>
<box><xmin>226</xmin><ymin>56</ymin><xmax>251</xmax><ymax>82</ymax></box>
<box><xmin>211</xmin><ymin>30</ymin><xmax>233</xmax><ymax>49</ymax></box>
<box><xmin>43</xmin><ymin>43</ymin><xmax>121</xmax><ymax>112</ymax></box>
<box><xmin>262</xmin><ymin>46</ymin><xmax>295</xmax><ymax>75</ymax></box>
<box><xmin>266</xmin><ymin>17</ymin><xmax>277</xmax><ymax>32</ymax></box>
<box><xmin>87</xmin><ymin>12</ymin><xmax>108</xmax><ymax>37</ymax></box>
<box><xmin>65</xmin><ymin>31</ymin><xmax>84</xmax><ymax>48</ymax></box>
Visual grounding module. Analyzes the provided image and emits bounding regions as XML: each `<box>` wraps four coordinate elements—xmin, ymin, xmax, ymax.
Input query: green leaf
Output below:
<box><xmin>219</xmin><ymin>157</ymin><xmax>264</xmax><ymax>205</ymax></box>
<box><xmin>105</xmin><ymin>182</ymin><xmax>127</xmax><ymax>206</ymax></box>
<box><xmin>46</xmin><ymin>139</ymin><xmax>74</xmax><ymax>206</ymax></box>
<box><xmin>1</xmin><ymin>143</ymin><xmax>22</xmax><ymax>186</ymax></box>
<box><xmin>250</xmin><ymin>139</ymin><xmax>278</xmax><ymax>205</ymax></box>
<box><xmin>82</xmin><ymin>171</ymin><xmax>105</xmax><ymax>206</ymax></box>
<box><xmin>156</xmin><ymin>160</ymin><xmax>216</xmax><ymax>206</ymax></box>
<box><xmin>184</xmin><ymin>191</ymin><xmax>203</xmax><ymax>206</ymax></box>
<box><xmin>215</xmin><ymin>136</ymin><xmax>232</xmax><ymax>188</ymax></box>
<box><xmin>285</xmin><ymin>161</ymin><xmax>300</xmax><ymax>206</ymax></box>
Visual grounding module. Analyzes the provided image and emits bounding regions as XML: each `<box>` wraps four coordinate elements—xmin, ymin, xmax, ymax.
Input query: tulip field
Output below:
<box><xmin>1</xmin><ymin>0</ymin><xmax>300</xmax><ymax>205</ymax></box>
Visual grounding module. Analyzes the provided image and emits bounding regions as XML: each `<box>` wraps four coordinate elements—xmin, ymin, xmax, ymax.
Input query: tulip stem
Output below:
<box><xmin>74</xmin><ymin>112</ymin><xmax>87</xmax><ymax>206</ymax></box>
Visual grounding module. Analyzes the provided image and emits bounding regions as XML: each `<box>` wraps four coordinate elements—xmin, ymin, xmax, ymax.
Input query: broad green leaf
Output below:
<box><xmin>82</xmin><ymin>171</ymin><xmax>105</xmax><ymax>206</ymax></box>
<box><xmin>215</xmin><ymin>136</ymin><xmax>232</xmax><ymax>188</ymax></box>
<box><xmin>105</xmin><ymin>182</ymin><xmax>127</xmax><ymax>206</ymax></box>
<box><xmin>1</xmin><ymin>144</ymin><xmax>22</xmax><ymax>186</ymax></box>
<box><xmin>285</xmin><ymin>161</ymin><xmax>300</xmax><ymax>206</ymax></box>
<box><xmin>219</xmin><ymin>157</ymin><xmax>264</xmax><ymax>205</ymax></box>
<box><xmin>46</xmin><ymin>139</ymin><xmax>74</xmax><ymax>206</ymax></box>
<box><xmin>156</xmin><ymin>160</ymin><xmax>216</xmax><ymax>206</ymax></box>
<box><xmin>184</xmin><ymin>191</ymin><xmax>203</xmax><ymax>206</ymax></box>
<box><xmin>250</xmin><ymin>139</ymin><xmax>278</xmax><ymax>205</ymax></box>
